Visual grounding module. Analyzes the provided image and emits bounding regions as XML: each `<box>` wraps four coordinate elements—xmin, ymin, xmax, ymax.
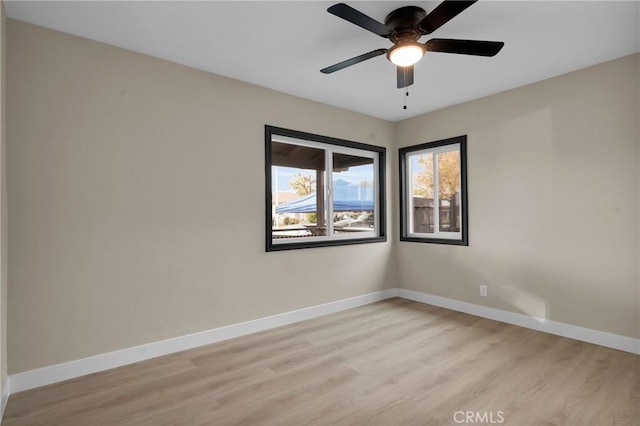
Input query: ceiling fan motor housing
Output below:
<box><xmin>384</xmin><ymin>6</ymin><xmax>427</xmax><ymax>43</ymax></box>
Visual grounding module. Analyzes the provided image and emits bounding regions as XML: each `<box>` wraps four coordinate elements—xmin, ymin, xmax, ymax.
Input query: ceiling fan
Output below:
<box><xmin>320</xmin><ymin>1</ymin><xmax>505</xmax><ymax>89</ymax></box>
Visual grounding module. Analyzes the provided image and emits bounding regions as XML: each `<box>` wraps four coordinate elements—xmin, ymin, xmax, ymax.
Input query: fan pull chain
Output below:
<box><xmin>402</xmin><ymin>67</ymin><xmax>409</xmax><ymax>110</ymax></box>
<box><xmin>403</xmin><ymin>87</ymin><xmax>409</xmax><ymax>110</ymax></box>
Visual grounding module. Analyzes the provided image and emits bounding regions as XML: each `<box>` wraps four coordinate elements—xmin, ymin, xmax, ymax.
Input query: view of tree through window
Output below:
<box><xmin>289</xmin><ymin>173</ymin><xmax>315</xmax><ymax>196</ymax></box>
<box><xmin>288</xmin><ymin>172</ymin><xmax>317</xmax><ymax>225</ymax></box>
<box><xmin>410</xmin><ymin>150</ymin><xmax>461</xmax><ymax>233</ymax></box>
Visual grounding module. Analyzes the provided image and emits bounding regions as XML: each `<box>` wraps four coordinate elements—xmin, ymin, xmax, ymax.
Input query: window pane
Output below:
<box><xmin>410</xmin><ymin>152</ymin><xmax>434</xmax><ymax>234</ymax></box>
<box><xmin>332</xmin><ymin>153</ymin><xmax>375</xmax><ymax>235</ymax></box>
<box><xmin>266</xmin><ymin>126</ymin><xmax>386</xmax><ymax>251</ymax></box>
<box><xmin>437</xmin><ymin>150</ymin><xmax>461</xmax><ymax>233</ymax></box>
<box><xmin>400</xmin><ymin>135</ymin><xmax>467</xmax><ymax>245</ymax></box>
<box><xmin>271</xmin><ymin>142</ymin><xmax>326</xmax><ymax>241</ymax></box>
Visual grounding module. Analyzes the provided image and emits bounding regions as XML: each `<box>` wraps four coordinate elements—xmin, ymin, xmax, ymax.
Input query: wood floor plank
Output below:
<box><xmin>4</xmin><ymin>298</ymin><xmax>638</xmax><ymax>426</ymax></box>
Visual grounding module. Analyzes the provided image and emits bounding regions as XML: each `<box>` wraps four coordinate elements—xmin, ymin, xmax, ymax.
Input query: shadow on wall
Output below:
<box><xmin>441</xmin><ymin>237</ymin><xmax>638</xmax><ymax>337</ymax></box>
<box><xmin>408</xmin><ymin>243</ymin><xmax>638</xmax><ymax>339</ymax></box>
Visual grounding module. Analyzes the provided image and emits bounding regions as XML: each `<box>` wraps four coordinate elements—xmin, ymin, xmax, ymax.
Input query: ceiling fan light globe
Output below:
<box><xmin>388</xmin><ymin>43</ymin><xmax>424</xmax><ymax>67</ymax></box>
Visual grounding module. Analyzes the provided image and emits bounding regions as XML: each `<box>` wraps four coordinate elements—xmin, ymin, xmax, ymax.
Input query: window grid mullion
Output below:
<box><xmin>326</xmin><ymin>148</ymin><xmax>333</xmax><ymax>238</ymax></box>
<box><xmin>407</xmin><ymin>154</ymin><xmax>414</xmax><ymax>234</ymax></box>
<box><xmin>373</xmin><ymin>154</ymin><xmax>380</xmax><ymax>234</ymax></box>
<box><xmin>458</xmin><ymin>156</ymin><xmax>462</xmax><ymax>234</ymax></box>
<box><xmin>433</xmin><ymin>153</ymin><xmax>439</xmax><ymax>236</ymax></box>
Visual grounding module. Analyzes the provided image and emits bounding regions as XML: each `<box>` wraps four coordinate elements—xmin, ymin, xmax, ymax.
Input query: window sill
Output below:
<box><xmin>267</xmin><ymin>236</ymin><xmax>387</xmax><ymax>252</ymax></box>
<box><xmin>399</xmin><ymin>236</ymin><xmax>468</xmax><ymax>246</ymax></box>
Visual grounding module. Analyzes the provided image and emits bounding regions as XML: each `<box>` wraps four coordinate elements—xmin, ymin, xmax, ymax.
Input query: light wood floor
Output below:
<box><xmin>4</xmin><ymin>298</ymin><xmax>639</xmax><ymax>425</ymax></box>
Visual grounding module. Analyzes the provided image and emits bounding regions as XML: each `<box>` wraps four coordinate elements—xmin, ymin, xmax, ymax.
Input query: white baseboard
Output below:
<box><xmin>397</xmin><ymin>288</ymin><xmax>640</xmax><ymax>355</ymax></box>
<box><xmin>7</xmin><ymin>286</ymin><xmax>638</xmax><ymax>398</ymax></box>
<box><xmin>0</xmin><ymin>379</ymin><xmax>9</xmax><ymax>423</ymax></box>
<box><xmin>8</xmin><ymin>289</ymin><xmax>398</xmax><ymax>394</ymax></box>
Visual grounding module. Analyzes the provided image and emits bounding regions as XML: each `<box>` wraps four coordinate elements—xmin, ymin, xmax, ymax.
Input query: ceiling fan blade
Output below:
<box><xmin>419</xmin><ymin>1</ymin><xmax>477</xmax><ymax>35</ymax></box>
<box><xmin>397</xmin><ymin>66</ymin><xmax>414</xmax><ymax>89</ymax></box>
<box><xmin>328</xmin><ymin>3</ymin><xmax>390</xmax><ymax>37</ymax></box>
<box><xmin>321</xmin><ymin>49</ymin><xmax>387</xmax><ymax>74</ymax></box>
<box><xmin>425</xmin><ymin>39</ymin><xmax>504</xmax><ymax>56</ymax></box>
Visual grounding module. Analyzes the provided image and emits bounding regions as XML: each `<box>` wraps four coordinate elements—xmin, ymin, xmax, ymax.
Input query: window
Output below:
<box><xmin>265</xmin><ymin>125</ymin><xmax>386</xmax><ymax>251</ymax></box>
<box><xmin>399</xmin><ymin>135</ymin><xmax>468</xmax><ymax>245</ymax></box>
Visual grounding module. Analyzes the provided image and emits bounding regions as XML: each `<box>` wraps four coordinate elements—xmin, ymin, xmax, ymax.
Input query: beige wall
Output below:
<box><xmin>5</xmin><ymin>17</ymin><xmax>639</xmax><ymax>375</ymax></box>
<box><xmin>0</xmin><ymin>1</ymin><xmax>7</xmax><ymax>396</ymax></box>
<box><xmin>396</xmin><ymin>54</ymin><xmax>640</xmax><ymax>339</ymax></box>
<box><xmin>6</xmin><ymin>20</ymin><xmax>396</xmax><ymax>374</ymax></box>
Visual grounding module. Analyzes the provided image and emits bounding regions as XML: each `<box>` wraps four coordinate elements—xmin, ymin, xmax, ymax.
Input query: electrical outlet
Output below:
<box><xmin>480</xmin><ymin>285</ymin><xmax>488</xmax><ymax>297</ymax></box>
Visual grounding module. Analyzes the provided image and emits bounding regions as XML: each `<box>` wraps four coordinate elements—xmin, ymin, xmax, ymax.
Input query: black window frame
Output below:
<box><xmin>399</xmin><ymin>135</ymin><xmax>468</xmax><ymax>246</ymax></box>
<box><xmin>265</xmin><ymin>125</ymin><xmax>386</xmax><ymax>252</ymax></box>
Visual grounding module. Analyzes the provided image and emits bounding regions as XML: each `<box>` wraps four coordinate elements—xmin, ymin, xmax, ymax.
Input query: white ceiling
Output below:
<box><xmin>5</xmin><ymin>1</ymin><xmax>640</xmax><ymax>122</ymax></box>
